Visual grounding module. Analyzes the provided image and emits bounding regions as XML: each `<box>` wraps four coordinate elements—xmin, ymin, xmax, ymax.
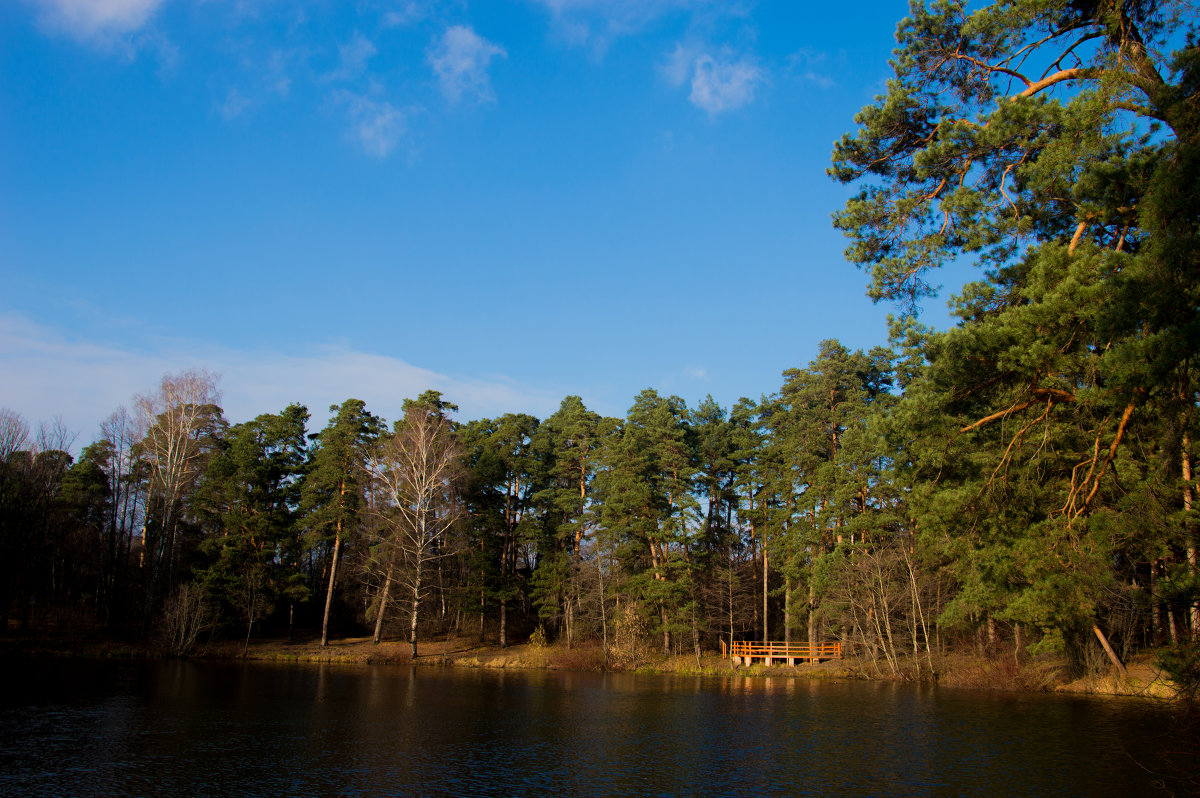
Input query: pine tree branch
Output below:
<box><xmin>959</xmin><ymin>388</ymin><xmax>1075</xmax><ymax>434</ymax></box>
<box><xmin>944</xmin><ymin>52</ymin><xmax>1033</xmax><ymax>88</ymax></box>
<box><xmin>1018</xmin><ymin>67</ymin><xmax>1100</xmax><ymax>97</ymax></box>
<box><xmin>1071</xmin><ymin>396</ymin><xmax>1140</xmax><ymax>524</ymax></box>
<box><xmin>979</xmin><ymin>399</ymin><xmax>1056</xmax><ymax>496</ymax></box>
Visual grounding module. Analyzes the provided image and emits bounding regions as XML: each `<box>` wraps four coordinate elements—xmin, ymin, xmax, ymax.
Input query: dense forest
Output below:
<box><xmin>2</xmin><ymin>0</ymin><xmax>1197</xmax><ymax>685</ymax></box>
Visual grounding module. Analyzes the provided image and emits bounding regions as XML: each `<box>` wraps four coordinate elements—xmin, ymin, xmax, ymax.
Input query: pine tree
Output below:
<box><xmin>831</xmin><ymin>0</ymin><xmax>1200</xmax><ymax>664</ymax></box>
<box><xmin>599</xmin><ymin>389</ymin><xmax>697</xmax><ymax>655</ymax></box>
<box><xmin>302</xmin><ymin>399</ymin><xmax>381</xmax><ymax>647</ymax></box>
<box><xmin>196</xmin><ymin>404</ymin><xmax>309</xmax><ymax>652</ymax></box>
<box><xmin>529</xmin><ymin>396</ymin><xmax>609</xmax><ymax>646</ymax></box>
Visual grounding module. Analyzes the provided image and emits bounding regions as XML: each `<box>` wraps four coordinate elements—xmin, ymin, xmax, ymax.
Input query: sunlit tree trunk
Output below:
<box><xmin>596</xmin><ymin>540</ymin><xmax>609</xmax><ymax>655</ymax></box>
<box><xmin>410</xmin><ymin>555</ymin><xmax>423</xmax><ymax>658</ymax></box>
<box><xmin>784</xmin><ymin>577</ymin><xmax>792</xmax><ymax>645</ymax></box>
<box><xmin>762</xmin><ymin>543</ymin><xmax>769</xmax><ymax>644</ymax></box>
<box><xmin>500</xmin><ymin>598</ymin><xmax>507</xmax><ymax>649</ymax></box>
<box><xmin>373</xmin><ymin>562</ymin><xmax>393</xmax><ymax>644</ymax></box>
<box><xmin>808</xmin><ymin>579</ymin><xmax>816</xmax><ymax>650</ymax></box>
<box><xmin>320</xmin><ymin>514</ymin><xmax>342</xmax><ymax>648</ymax></box>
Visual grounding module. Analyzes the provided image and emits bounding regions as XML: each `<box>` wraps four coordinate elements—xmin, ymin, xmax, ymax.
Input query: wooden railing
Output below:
<box><xmin>721</xmin><ymin>640</ymin><xmax>843</xmax><ymax>663</ymax></box>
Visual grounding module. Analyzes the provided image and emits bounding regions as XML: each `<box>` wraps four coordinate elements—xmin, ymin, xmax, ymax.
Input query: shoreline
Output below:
<box><xmin>1</xmin><ymin>632</ymin><xmax>1182</xmax><ymax>700</ymax></box>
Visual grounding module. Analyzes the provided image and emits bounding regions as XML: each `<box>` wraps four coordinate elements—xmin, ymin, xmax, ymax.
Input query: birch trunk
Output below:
<box><xmin>410</xmin><ymin>557</ymin><xmax>423</xmax><ymax>658</ymax></box>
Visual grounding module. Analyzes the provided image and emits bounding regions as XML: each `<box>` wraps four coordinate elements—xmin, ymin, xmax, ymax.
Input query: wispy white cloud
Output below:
<box><xmin>221</xmin><ymin>347</ymin><xmax>559</xmax><ymax>430</ymax></box>
<box><xmin>219</xmin><ymin>87</ymin><xmax>251</xmax><ymax>119</ymax></box>
<box><xmin>531</xmin><ymin>0</ymin><xmax>700</xmax><ymax>54</ymax></box>
<box><xmin>785</xmin><ymin>48</ymin><xmax>834</xmax><ymax>89</ymax></box>
<box><xmin>662</xmin><ymin>40</ymin><xmax>699</xmax><ymax>85</ymax></box>
<box><xmin>654</xmin><ymin>364</ymin><xmax>712</xmax><ymax>399</ymax></box>
<box><xmin>664</xmin><ymin>43</ymin><xmax>763</xmax><ymax>114</ymax></box>
<box><xmin>0</xmin><ymin>311</ymin><xmax>561</xmax><ymax>447</ymax></box>
<box><xmin>428</xmin><ymin>26</ymin><xmax>507</xmax><ymax>104</ymax></box>
<box><xmin>135</xmin><ymin>26</ymin><xmax>179</xmax><ymax>70</ymax></box>
<box><xmin>26</xmin><ymin>0</ymin><xmax>166</xmax><ymax>40</ymax></box>
<box><xmin>327</xmin><ymin>31</ymin><xmax>377</xmax><ymax>82</ymax></box>
<box><xmin>0</xmin><ymin>312</ymin><xmax>179</xmax><ymax>445</ymax></box>
<box><xmin>382</xmin><ymin>1</ymin><xmax>429</xmax><ymax>28</ymax></box>
<box><xmin>334</xmin><ymin>91</ymin><xmax>409</xmax><ymax>157</ymax></box>
<box><xmin>212</xmin><ymin>47</ymin><xmax>296</xmax><ymax>120</ymax></box>
<box><xmin>690</xmin><ymin>51</ymin><xmax>762</xmax><ymax>113</ymax></box>
<box><xmin>267</xmin><ymin>49</ymin><xmax>294</xmax><ymax>97</ymax></box>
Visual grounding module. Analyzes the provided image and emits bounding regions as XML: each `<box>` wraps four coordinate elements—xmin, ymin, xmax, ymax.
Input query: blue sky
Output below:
<box><xmin>1</xmin><ymin>0</ymin><xmax>962</xmax><ymax>442</ymax></box>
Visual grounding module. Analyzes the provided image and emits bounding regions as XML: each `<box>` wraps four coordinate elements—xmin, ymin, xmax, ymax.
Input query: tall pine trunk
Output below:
<box><xmin>1184</xmin><ymin>433</ymin><xmax>1198</xmax><ymax>637</ymax></box>
<box><xmin>500</xmin><ymin>599</ymin><xmax>507</xmax><ymax>648</ymax></box>
<box><xmin>320</xmin><ymin>525</ymin><xmax>341</xmax><ymax>647</ymax></box>
<box><xmin>648</xmin><ymin>538</ymin><xmax>670</xmax><ymax>655</ymax></box>
<box><xmin>808</xmin><ymin>578</ymin><xmax>816</xmax><ymax>649</ymax></box>
<box><xmin>321</xmin><ymin>481</ymin><xmax>349</xmax><ymax>648</ymax></box>
<box><xmin>373</xmin><ymin>563</ymin><xmax>393</xmax><ymax>644</ymax></box>
<box><xmin>762</xmin><ymin>544</ymin><xmax>769</xmax><ymax>644</ymax></box>
<box><xmin>784</xmin><ymin>577</ymin><xmax>792</xmax><ymax>645</ymax></box>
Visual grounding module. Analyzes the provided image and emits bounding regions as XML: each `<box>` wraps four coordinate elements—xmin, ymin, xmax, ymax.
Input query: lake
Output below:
<box><xmin>0</xmin><ymin>659</ymin><xmax>1195</xmax><ymax>796</ymax></box>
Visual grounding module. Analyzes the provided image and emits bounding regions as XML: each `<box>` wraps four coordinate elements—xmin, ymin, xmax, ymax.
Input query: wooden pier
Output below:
<box><xmin>721</xmin><ymin>640</ymin><xmax>843</xmax><ymax>666</ymax></box>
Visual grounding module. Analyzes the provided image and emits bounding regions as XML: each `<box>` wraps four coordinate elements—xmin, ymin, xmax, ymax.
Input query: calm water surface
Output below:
<box><xmin>0</xmin><ymin>658</ymin><xmax>1195</xmax><ymax>796</ymax></box>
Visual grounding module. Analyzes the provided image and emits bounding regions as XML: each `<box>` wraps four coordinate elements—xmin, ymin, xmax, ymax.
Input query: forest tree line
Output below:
<box><xmin>0</xmin><ymin>353</ymin><xmax>911</xmax><ymax>666</ymax></box>
<box><xmin>3</xmin><ymin>0</ymin><xmax>1198</xmax><ymax>684</ymax></box>
<box><xmin>0</xmin><ymin>327</ymin><xmax>1193</xmax><ymax>681</ymax></box>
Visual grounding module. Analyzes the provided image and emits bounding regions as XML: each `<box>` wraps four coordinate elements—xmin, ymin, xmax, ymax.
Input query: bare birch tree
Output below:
<box><xmin>134</xmin><ymin>369</ymin><xmax>223</xmax><ymax>620</ymax></box>
<box><xmin>0</xmin><ymin>409</ymin><xmax>29</xmax><ymax>461</ymax></box>
<box><xmin>368</xmin><ymin>402</ymin><xmax>462</xmax><ymax>655</ymax></box>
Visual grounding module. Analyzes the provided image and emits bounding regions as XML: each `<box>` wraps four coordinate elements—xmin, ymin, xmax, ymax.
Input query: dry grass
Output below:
<box><xmin>198</xmin><ymin>635</ymin><xmax>413</xmax><ymax>664</ymax></box>
<box><xmin>202</xmin><ymin>634</ymin><xmax>601</xmax><ymax>671</ymax></box>
<box><xmin>934</xmin><ymin>652</ymin><xmax>1067</xmax><ymax>692</ymax></box>
<box><xmin>1</xmin><ymin>628</ymin><xmax>1184</xmax><ymax>699</ymax></box>
<box><xmin>1057</xmin><ymin>655</ymin><xmax>1180</xmax><ymax>699</ymax></box>
<box><xmin>545</xmin><ymin>642</ymin><xmax>607</xmax><ymax>671</ymax></box>
<box><xmin>930</xmin><ymin>651</ymin><xmax>1180</xmax><ymax>698</ymax></box>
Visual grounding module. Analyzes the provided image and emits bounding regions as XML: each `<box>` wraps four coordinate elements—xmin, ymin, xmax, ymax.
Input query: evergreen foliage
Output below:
<box><xmin>4</xmin><ymin>0</ymin><xmax>1197</xmax><ymax>684</ymax></box>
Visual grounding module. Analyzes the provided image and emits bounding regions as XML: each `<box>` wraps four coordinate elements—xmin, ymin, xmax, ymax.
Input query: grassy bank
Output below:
<box><xmin>1</xmin><ymin>631</ymin><xmax>1180</xmax><ymax>698</ymax></box>
<box><xmin>191</xmin><ymin>634</ymin><xmax>859</xmax><ymax>678</ymax></box>
<box><xmin>190</xmin><ymin>634</ymin><xmax>1178</xmax><ymax>697</ymax></box>
<box><xmin>207</xmin><ymin>636</ymin><xmax>1186</xmax><ymax>698</ymax></box>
